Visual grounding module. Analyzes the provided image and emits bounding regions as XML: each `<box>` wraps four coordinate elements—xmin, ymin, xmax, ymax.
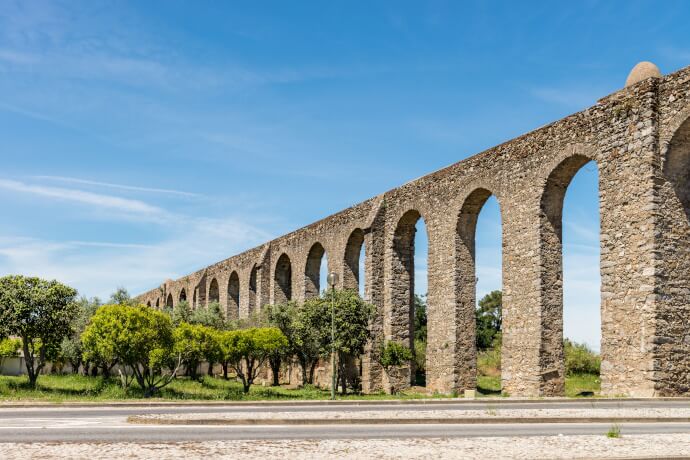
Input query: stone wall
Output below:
<box><xmin>137</xmin><ymin>63</ymin><xmax>690</xmax><ymax>397</ymax></box>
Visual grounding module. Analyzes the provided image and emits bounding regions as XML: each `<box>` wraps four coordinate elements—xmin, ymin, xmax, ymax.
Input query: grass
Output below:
<box><xmin>606</xmin><ymin>423</ymin><xmax>621</xmax><ymax>438</ymax></box>
<box><xmin>0</xmin><ymin>372</ymin><xmax>601</xmax><ymax>403</ymax></box>
<box><xmin>0</xmin><ymin>374</ymin><xmax>451</xmax><ymax>403</ymax></box>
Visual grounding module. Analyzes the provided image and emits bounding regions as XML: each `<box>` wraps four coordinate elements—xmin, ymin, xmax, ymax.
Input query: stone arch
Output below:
<box><xmin>208</xmin><ymin>278</ymin><xmax>220</xmax><ymax>304</ymax></box>
<box><xmin>344</xmin><ymin>228</ymin><xmax>365</xmax><ymax>291</ymax></box>
<box><xmin>227</xmin><ymin>271</ymin><xmax>240</xmax><ymax>320</ymax></box>
<box><xmin>156</xmin><ymin>298</ymin><xmax>160</xmax><ymax>309</ymax></box>
<box><xmin>305</xmin><ymin>242</ymin><xmax>326</xmax><ymax>299</ymax></box>
<box><xmin>664</xmin><ymin>115</ymin><xmax>690</xmax><ymax>220</ymax></box>
<box><xmin>389</xmin><ymin>209</ymin><xmax>428</xmax><ymax>386</ymax></box>
<box><xmin>146</xmin><ymin>301</ymin><xmax>151</xmax><ymax>307</ymax></box>
<box><xmin>539</xmin><ymin>152</ymin><xmax>598</xmax><ymax>395</ymax></box>
<box><xmin>274</xmin><ymin>253</ymin><xmax>292</xmax><ymax>303</ymax></box>
<box><xmin>166</xmin><ymin>293</ymin><xmax>173</xmax><ymax>308</ymax></box>
<box><xmin>248</xmin><ymin>264</ymin><xmax>259</xmax><ymax>315</ymax></box>
<box><xmin>179</xmin><ymin>288</ymin><xmax>187</xmax><ymax>303</ymax></box>
<box><xmin>656</xmin><ymin>114</ymin><xmax>690</xmax><ymax>394</ymax></box>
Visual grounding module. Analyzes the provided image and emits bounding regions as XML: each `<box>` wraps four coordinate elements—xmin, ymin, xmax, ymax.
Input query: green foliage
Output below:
<box><xmin>476</xmin><ymin>290</ymin><xmax>502</xmax><ymax>350</ymax></box>
<box><xmin>607</xmin><ymin>424</ymin><xmax>621</xmax><ymax>438</ymax></box>
<box><xmin>0</xmin><ymin>275</ymin><xmax>78</xmax><ymax>387</ymax></box>
<box><xmin>81</xmin><ymin>304</ymin><xmax>179</xmax><ymax>396</ymax></box>
<box><xmin>60</xmin><ymin>296</ymin><xmax>101</xmax><ymax>373</ymax></box>
<box><xmin>264</xmin><ymin>300</ymin><xmax>321</xmax><ymax>385</ymax></box>
<box><xmin>0</xmin><ymin>338</ymin><xmax>21</xmax><ymax>363</ymax></box>
<box><xmin>414</xmin><ymin>339</ymin><xmax>426</xmax><ymax>374</ymax></box>
<box><xmin>564</xmin><ymin>339</ymin><xmax>601</xmax><ymax>376</ymax></box>
<box><xmin>173</xmin><ymin>323</ymin><xmax>220</xmax><ymax>380</ymax></box>
<box><xmin>413</xmin><ymin>294</ymin><xmax>427</xmax><ymax>343</ymax></box>
<box><xmin>218</xmin><ymin>327</ymin><xmax>288</xmax><ymax>392</ymax></box>
<box><xmin>378</xmin><ymin>341</ymin><xmax>413</xmax><ymax>369</ymax></box>
<box><xmin>171</xmin><ymin>300</ymin><xmax>192</xmax><ymax>325</ymax></box>
<box><xmin>189</xmin><ymin>301</ymin><xmax>226</xmax><ymax>329</ymax></box>
<box><xmin>109</xmin><ymin>287</ymin><xmax>136</xmax><ymax>306</ymax></box>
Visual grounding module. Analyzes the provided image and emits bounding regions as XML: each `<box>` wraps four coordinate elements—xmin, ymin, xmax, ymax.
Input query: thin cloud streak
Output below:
<box><xmin>33</xmin><ymin>175</ymin><xmax>200</xmax><ymax>198</ymax></box>
<box><xmin>0</xmin><ymin>178</ymin><xmax>162</xmax><ymax>214</ymax></box>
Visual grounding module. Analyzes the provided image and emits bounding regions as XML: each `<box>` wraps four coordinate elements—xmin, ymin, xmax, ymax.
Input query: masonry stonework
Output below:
<box><xmin>137</xmin><ymin>63</ymin><xmax>690</xmax><ymax>397</ymax></box>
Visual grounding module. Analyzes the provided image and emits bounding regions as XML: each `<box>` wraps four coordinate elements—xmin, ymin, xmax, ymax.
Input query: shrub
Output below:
<box><xmin>564</xmin><ymin>339</ymin><xmax>600</xmax><ymax>375</ymax></box>
<box><xmin>82</xmin><ymin>304</ymin><xmax>179</xmax><ymax>396</ymax></box>
<box><xmin>378</xmin><ymin>341</ymin><xmax>413</xmax><ymax>369</ymax></box>
<box><xmin>414</xmin><ymin>340</ymin><xmax>426</xmax><ymax>374</ymax></box>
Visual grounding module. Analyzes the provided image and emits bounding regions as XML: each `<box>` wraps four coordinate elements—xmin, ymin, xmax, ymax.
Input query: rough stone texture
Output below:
<box><xmin>137</xmin><ymin>63</ymin><xmax>690</xmax><ymax>397</ymax></box>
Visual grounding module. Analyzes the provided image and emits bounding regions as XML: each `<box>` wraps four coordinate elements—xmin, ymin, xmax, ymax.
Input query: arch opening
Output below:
<box><xmin>166</xmin><ymin>293</ymin><xmax>173</xmax><ymax>309</ymax></box>
<box><xmin>179</xmin><ymin>288</ymin><xmax>187</xmax><ymax>303</ymax></box>
<box><xmin>248</xmin><ymin>264</ymin><xmax>259</xmax><ymax>316</ymax></box>
<box><xmin>344</xmin><ymin>228</ymin><xmax>366</xmax><ymax>295</ymax></box>
<box><xmin>227</xmin><ymin>271</ymin><xmax>240</xmax><ymax>321</ymax></box>
<box><xmin>208</xmin><ymin>278</ymin><xmax>220</xmax><ymax>304</ymax></box>
<box><xmin>457</xmin><ymin>189</ymin><xmax>503</xmax><ymax>395</ymax></box>
<box><xmin>305</xmin><ymin>242</ymin><xmax>327</xmax><ymax>298</ymax></box>
<box><xmin>391</xmin><ymin>210</ymin><xmax>428</xmax><ymax>387</ymax></box>
<box><xmin>274</xmin><ymin>253</ymin><xmax>292</xmax><ymax>303</ymax></box>
<box><xmin>541</xmin><ymin>154</ymin><xmax>601</xmax><ymax>395</ymax></box>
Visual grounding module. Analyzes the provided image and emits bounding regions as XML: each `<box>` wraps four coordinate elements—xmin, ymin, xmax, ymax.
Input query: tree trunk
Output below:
<box><xmin>269</xmin><ymin>356</ymin><xmax>281</xmax><ymax>386</ymax></box>
<box><xmin>222</xmin><ymin>362</ymin><xmax>228</xmax><ymax>380</ymax></box>
<box><xmin>308</xmin><ymin>361</ymin><xmax>317</xmax><ymax>385</ymax></box>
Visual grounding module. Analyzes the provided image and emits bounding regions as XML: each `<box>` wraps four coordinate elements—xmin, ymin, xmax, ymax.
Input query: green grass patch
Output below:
<box><xmin>0</xmin><ymin>374</ymin><xmax>452</xmax><ymax>402</ymax></box>
<box><xmin>565</xmin><ymin>373</ymin><xmax>600</xmax><ymax>397</ymax></box>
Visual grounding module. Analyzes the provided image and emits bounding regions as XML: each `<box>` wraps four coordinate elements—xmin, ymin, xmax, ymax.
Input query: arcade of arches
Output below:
<box><xmin>136</xmin><ymin>63</ymin><xmax>690</xmax><ymax>397</ymax></box>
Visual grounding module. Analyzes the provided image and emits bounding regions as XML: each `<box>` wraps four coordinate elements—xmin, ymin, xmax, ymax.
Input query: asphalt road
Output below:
<box><xmin>2</xmin><ymin>400</ymin><xmax>690</xmax><ymax>442</ymax></box>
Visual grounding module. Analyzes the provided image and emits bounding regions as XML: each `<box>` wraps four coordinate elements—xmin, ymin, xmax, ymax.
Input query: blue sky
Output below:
<box><xmin>1</xmin><ymin>1</ymin><xmax>689</xmax><ymax>349</ymax></box>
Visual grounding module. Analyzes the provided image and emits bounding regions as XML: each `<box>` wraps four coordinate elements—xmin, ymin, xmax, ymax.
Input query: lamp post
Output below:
<box><xmin>327</xmin><ymin>271</ymin><xmax>339</xmax><ymax>400</ymax></box>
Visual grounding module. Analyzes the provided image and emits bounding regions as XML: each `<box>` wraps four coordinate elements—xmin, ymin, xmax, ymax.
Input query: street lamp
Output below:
<box><xmin>327</xmin><ymin>271</ymin><xmax>339</xmax><ymax>400</ymax></box>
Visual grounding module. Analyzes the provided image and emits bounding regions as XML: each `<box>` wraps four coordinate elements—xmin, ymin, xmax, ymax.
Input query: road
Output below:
<box><xmin>1</xmin><ymin>400</ymin><xmax>690</xmax><ymax>442</ymax></box>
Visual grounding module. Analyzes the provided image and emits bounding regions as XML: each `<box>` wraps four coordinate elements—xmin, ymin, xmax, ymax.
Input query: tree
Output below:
<box><xmin>173</xmin><ymin>322</ymin><xmax>218</xmax><ymax>380</ymax></box>
<box><xmin>60</xmin><ymin>296</ymin><xmax>101</xmax><ymax>374</ymax></box>
<box><xmin>82</xmin><ymin>304</ymin><xmax>180</xmax><ymax>396</ymax></box>
<box><xmin>476</xmin><ymin>290</ymin><xmax>502</xmax><ymax>350</ymax></box>
<box><xmin>413</xmin><ymin>294</ymin><xmax>427</xmax><ymax>343</ymax></box>
<box><xmin>171</xmin><ymin>300</ymin><xmax>192</xmax><ymax>325</ymax></box>
<box><xmin>292</xmin><ymin>298</ymin><xmax>327</xmax><ymax>385</ymax></box>
<box><xmin>219</xmin><ymin>327</ymin><xmax>288</xmax><ymax>393</ymax></box>
<box><xmin>190</xmin><ymin>301</ymin><xmax>225</xmax><ymax>330</ymax></box>
<box><xmin>265</xmin><ymin>301</ymin><xmax>300</xmax><ymax>386</ymax></box>
<box><xmin>318</xmin><ymin>289</ymin><xmax>375</xmax><ymax>394</ymax></box>
<box><xmin>109</xmin><ymin>287</ymin><xmax>136</xmax><ymax>306</ymax></box>
<box><xmin>0</xmin><ymin>275</ymin><xmax>78</xmax><ymax>387</ymax></box>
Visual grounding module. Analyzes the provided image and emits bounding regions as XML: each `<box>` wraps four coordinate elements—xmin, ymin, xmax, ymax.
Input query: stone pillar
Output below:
<box><xmin>426</xmin><ymin>211</ymin><xmax>476</xmax><ymax>394</ymax></box>
<box><xmin>361</xmin><ymin>212</ymin><xmax>386</xmax><ymax>393</ymax></box>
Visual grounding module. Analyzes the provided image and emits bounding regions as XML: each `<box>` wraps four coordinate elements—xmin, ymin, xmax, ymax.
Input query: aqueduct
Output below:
<box><xmin>137</xmin><ymin>62</ymin><xmax>690</xmax><ymax>397</ymax></box>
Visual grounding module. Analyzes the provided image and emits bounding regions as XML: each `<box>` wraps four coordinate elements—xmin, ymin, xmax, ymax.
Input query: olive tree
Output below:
<box><xmin>173</xmin><ymin>322</ymin><xmax>219</xmax><ymax>380</ymax></box>
<box><xmin>0</xmin><ymin>275</ymin><xmax>78</xmax><ymax>387</ymax></box>
<box><xmin>219</xmin><ymin>327</ymin><xmax>288</xmax><ymax>393</ymax></box>
<box><xmin>82</xmin><ymin>304</ymin><xmax>180</xmax><ymax>396</ymax></box>
<box><xmin>319</xmin><ymin>289</ymin><xmax>375</xmax><ymax>394</ymax></box>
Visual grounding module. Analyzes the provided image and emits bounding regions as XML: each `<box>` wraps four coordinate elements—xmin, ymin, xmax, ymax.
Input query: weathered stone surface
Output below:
<box><xmin>137</xmin><ymin>63</ymin><xmax>690</xmax><ymax>397</ymax></box>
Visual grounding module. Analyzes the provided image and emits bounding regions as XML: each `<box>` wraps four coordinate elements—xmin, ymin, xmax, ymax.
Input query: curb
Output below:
<box><xmin>3</xmin><ymin>397</ymin><xmax>690</xmax><ymax>409</ymax></box>
<box><xmin>127</xmin><ymin>415</ymin><xmax>690</xmax><ymax>426</ymax></box>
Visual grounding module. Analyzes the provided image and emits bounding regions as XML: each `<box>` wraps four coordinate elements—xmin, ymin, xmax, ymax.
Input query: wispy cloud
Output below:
<box><xmin>0</xmin><ymin>214</ymin><xmax>270</xmax><ymax>299</ymax></box>
<box><xmin>32</xmin><ymin>175</ymin><xmax>200</xmax><ymax>198</ymax></box>
<box><xmin>0</xmin><ymin>178</ymin><xmax>163</xmax><ymax>214</ymax></box>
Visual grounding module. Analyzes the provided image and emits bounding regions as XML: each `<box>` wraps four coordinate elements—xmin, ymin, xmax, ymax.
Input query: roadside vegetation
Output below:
<box><xmin>0</xmin><ymin>275</ymin><xmax>602</xmax><ymax>401</ymax></box>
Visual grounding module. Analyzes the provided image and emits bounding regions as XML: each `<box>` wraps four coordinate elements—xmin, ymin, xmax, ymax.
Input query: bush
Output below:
<box><xmin>564</xmin><ymin>339</ymin><xmax>600</xmax><ymax>375</ymax></box>
<box><xmin>378</xmin><ymin>341</ymin><xmax>413</xmax><ymax>369</ymax></box>
<box><xmin>414</xmin><ymin>340</ymin><xmax>426</xmax><ymax>374</ymax></box>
